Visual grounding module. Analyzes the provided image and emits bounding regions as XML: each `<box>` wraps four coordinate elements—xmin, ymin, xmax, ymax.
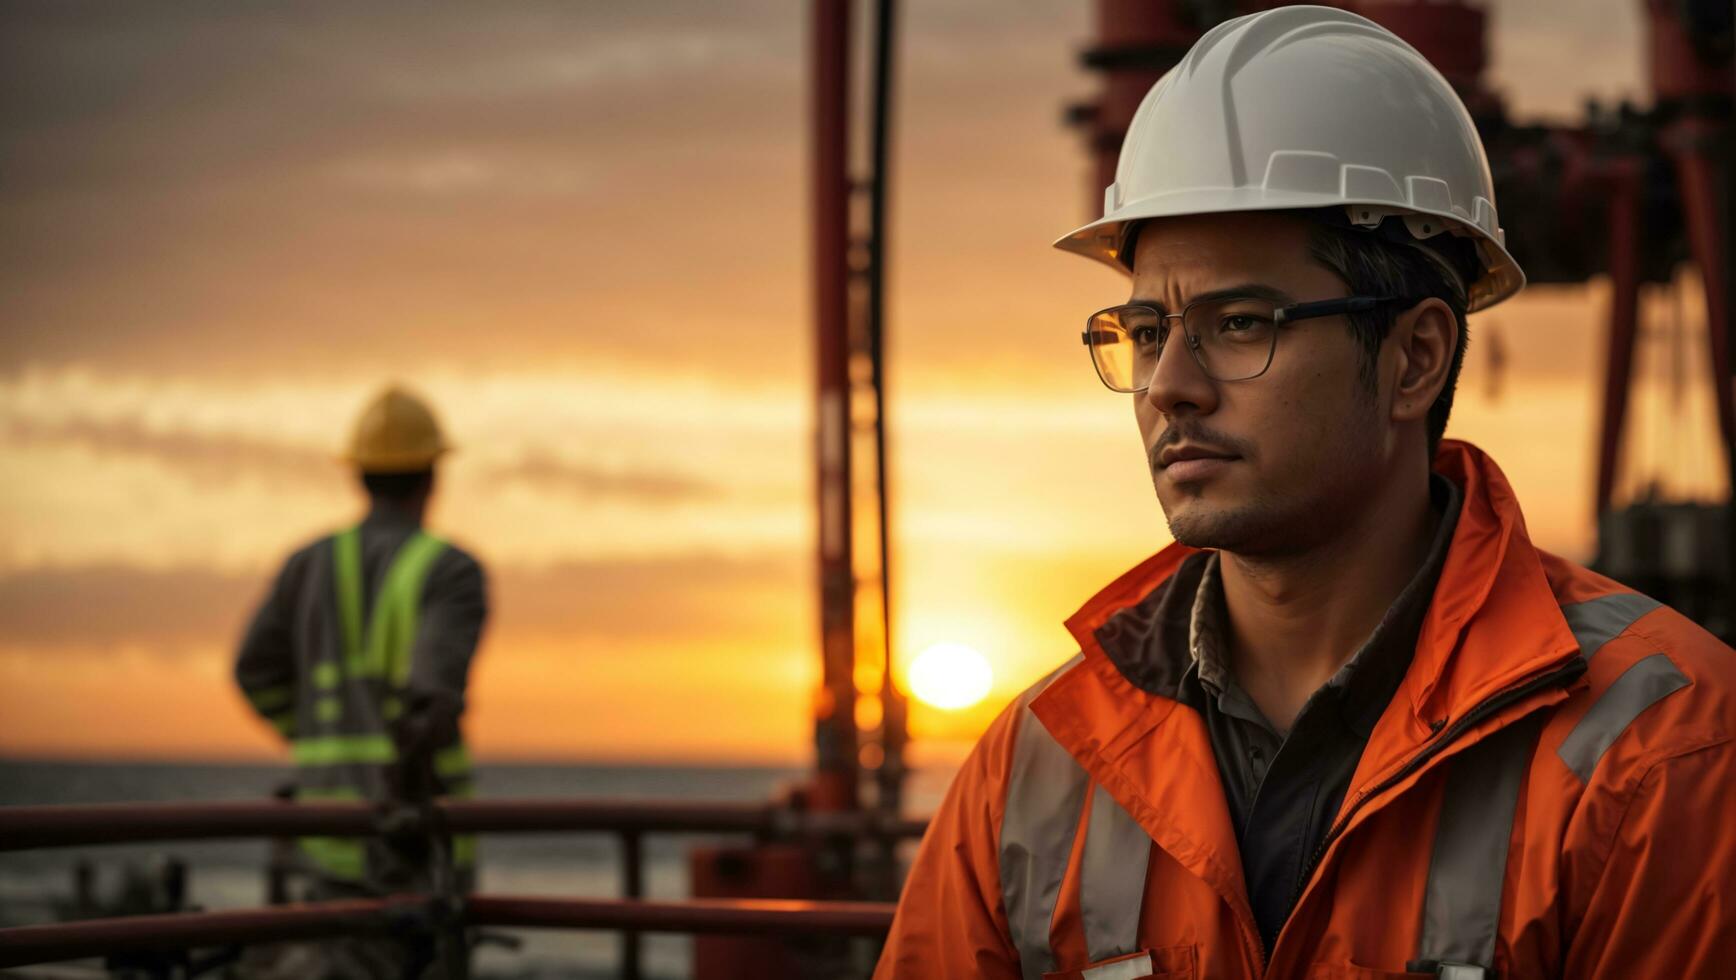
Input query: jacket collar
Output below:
<box><xmin>1055</xmin><ymin>440</ymin><xmax>1579</xmax><ymax>735</ymax></box>
<box><xmin>1031</xmin><ymin>440</ymin><xmax>1583</xmax><ymax>944</ymax></box>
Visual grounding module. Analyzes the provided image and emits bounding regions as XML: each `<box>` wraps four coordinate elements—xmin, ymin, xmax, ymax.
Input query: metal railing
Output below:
<box><xmin>0</xmin><ymin>797</ymin><xmax>924</xmax><ymax>975</ymax></box>
<box><xmin>0</xmin><ymin>895</ymin><xmax>899</xmax><ymax>968</ymax></box>
<box><xmin>0</xmin><ymin>797</ymin><xmax>926</xmax><ymax>851</ymax></box>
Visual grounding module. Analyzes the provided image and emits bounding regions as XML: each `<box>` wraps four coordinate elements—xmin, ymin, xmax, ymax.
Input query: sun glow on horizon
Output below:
<box><xmin>907</xmin><ymin>643</ymin><xmax>994</xmax><ymax>711</ymax></box>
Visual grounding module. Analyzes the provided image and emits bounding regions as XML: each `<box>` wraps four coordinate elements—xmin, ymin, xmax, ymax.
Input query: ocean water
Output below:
<box><xmin>0</xmin><ymin>760</ymin><xmax>955</xmax><ymax>979</ymax></box>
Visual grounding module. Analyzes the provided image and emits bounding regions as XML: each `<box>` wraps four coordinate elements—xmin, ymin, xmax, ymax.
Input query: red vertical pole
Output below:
<box><xmin>812</xmin><ymin>0</ymin><xmax>858</xmax><ymax>814</ymax></box>
<box><xmin>1347</xmin><ymin>1</ymin><xmax>1498</xmax><ymax>116</ymax></box>
<box><xmin>1596</xmin><ymin>159</ymin><xmax>1645</xmax><ymax>515</ymax></box>
<box><xmin>1670</xmin><ymin>126</ymin><xmax>1736</xmax><ymax>637</ymax></box>
<box><xmin>1643</xmin><ymin>0</ymin><xmax>1735</xmax><ymax>632</ymax></box>
<box><xmin>1077</xmin><ymin>0</ymin><xmax>1201</xmax><ymax>200</ymax></box>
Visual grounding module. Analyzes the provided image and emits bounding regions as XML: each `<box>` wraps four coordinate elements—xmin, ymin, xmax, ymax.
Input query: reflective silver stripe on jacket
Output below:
<box><xmin>1561</xmin><ymin>592</ymin><xmax>1660</xmax><ymax>662</ymax></box>
<box><xmin>1415</xmin><ymin>590</ymin><xmax>1673</xmax><ymax>976</ymax></box>
<box><xmin>1001</xmin><ymin>655</ymin><xmax>1088</xmax><ymax>980</ymax></box>
<box><xmin>1556</xmin><ymin>591</ymin><xmax>1685</xmax><ymax>783</ymax></box>
<box><xmin>1001</xmin><ymin>654</ymin><xmax>1151</xmax><ymax>978</ymax></box>
<box><xmin>1080</xmin><ymin>785</ymin><xmax>1149</xmax><ymax>962</ymax></box>
<box><xmin>1558</xmin><ymin>652</ymin><xmax>1689</xmax><ymax>782</ymax></box>
<box><xmin>1002</xmin><ymin>592</ymin><xmax>1678</xmax><ymax>978</ymax></box>
<box><xmin>1415</xmin><ymin>715</ymin><xmax>1544</xmax><ymax>977</ymax></box>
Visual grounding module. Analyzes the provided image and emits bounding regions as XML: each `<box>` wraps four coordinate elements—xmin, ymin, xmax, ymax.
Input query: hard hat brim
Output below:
<box><xmin>342</xmin><ymin>445</ymin><xmax>450</xmax><ymax>474</ymax></box>
<box><xmin>1052</xmin><ymin>181</ymin><xmax>1525</xmax><ymax>313</ymax></box>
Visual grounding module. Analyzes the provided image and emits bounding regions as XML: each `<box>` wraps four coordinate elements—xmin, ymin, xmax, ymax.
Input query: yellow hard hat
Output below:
<box><xmin>343</xmin><ymin>384</ymin><xmax>451</xmax><ymax>473</ymax></box>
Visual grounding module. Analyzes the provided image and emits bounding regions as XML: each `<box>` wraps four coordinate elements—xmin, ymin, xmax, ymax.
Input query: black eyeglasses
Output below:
<box><xmin>1081</xmin><ymin>293</ymin><xmax>1401</xmax><ymax>392</ymax></box>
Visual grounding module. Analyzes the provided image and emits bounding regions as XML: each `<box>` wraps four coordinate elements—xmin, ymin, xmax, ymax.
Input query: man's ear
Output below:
<box><xmin>1389</xmin><ymin>298</ymin><xmax>1456</xmax><ymax>424</ymax></box>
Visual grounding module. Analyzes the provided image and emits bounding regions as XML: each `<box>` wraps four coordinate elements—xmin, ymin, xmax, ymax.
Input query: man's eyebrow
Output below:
<box><xmin>1125</xmin><ymin>283</ymin><xmax>1297</xmax><ymax>313</ymax></box>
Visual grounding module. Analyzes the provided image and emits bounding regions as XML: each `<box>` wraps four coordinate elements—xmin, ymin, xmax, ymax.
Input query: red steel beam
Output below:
<box><xmin>0</xmin><ymin>798</ymin><xmax>928</xmax><ymax>852</ymax></box>
<box><xmin>0</xmin><ymin>800</ymin><xmax>381</xmax><ymax>851</ymax></box>
<box><xmin>467</xmin><ymin>896</ymin><xmax>897</xmax><ymax>937</ymax></box>
<box><xmin>0</xmin><ymin>896</ymin><xmax>898</xmax><ymax>968</ymax></box>
<box><xmin>1347</xmin><ymin>1</ymin><xmax>1494</xmax><ymax>114</ymax></box>
<box><xmin>0</xmin><ymin>896</ymin><xmax>432</xmax><ymax>968</ymax></box>
<box><xmin>811</xmin><ymin>0</ymin><xmax>860</xmax><ymax>814</ymax></box>
<box><xmin>440</xmin><ymin>798</ymin><xmax>926</xmax><ymax>839</ymax></box>
<box><xmin>440</xmin><ymin>798</ymin><xmax>770</xmax><ymax>835</ymax></box>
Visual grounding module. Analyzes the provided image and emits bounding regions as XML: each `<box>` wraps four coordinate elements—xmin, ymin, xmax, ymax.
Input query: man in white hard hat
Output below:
<box><xmin>235</xmin><ymin>384</ymin><xmax>487</xmax><ymax>977</ymax></box>
<box><xmin>878</xmin><ymin>7</ymin><xmax>1735</xmax><ymax>979</ymax></box>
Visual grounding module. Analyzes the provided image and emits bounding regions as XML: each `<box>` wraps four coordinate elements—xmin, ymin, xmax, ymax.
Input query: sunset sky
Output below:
<box><xmin>1</xmin><ymin>0</ymin><xmax>1725</xmax><ymax>766</ymax></box>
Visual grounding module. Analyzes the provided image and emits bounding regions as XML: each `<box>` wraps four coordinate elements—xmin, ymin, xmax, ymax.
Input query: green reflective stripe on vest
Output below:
<box><xmin>332</xmin><ymin>527</ymin><xmax>365</xmax><ymax>669</ymax></box>
<box><xmin>296</xmin><ymin>777</ymin><xmax>369</xmax><ymax>883</ymax></box>
<box><xmin>294</xmin><ymin>734</ymin><xmax>397</xmax><ymax>766</ymax></box>
<box><xmin>434</xmin><ymin>744</ymin><xmax>472</xmax><ymax>780</ymax></box>
<box><xmin>299</xmin><ymin>836</ymin><xmax>366</xmax><ymax>880</ymax></box>
<box><xmin>371</xmin><ymin>531</ymin><xmax>448</xmax><ymax>686</ymax></box>
<box><xmin>328</xmin><ymin>527</ymin><xmax>448</xmax><ymax>683</ymax></box>
<box><xmin>246</xmin><ymin>685</ymin><xmax>293</xmax><ymax>713</ymax></box>
<box><xmin>445</xmin><ymin>778</ymin><xmax>477</xmax><ymax>868</ymax></box>
<box><xmin>452</xmin><ymin>834</ymin><xmax>477</xmax><ymax>869</ymax></box>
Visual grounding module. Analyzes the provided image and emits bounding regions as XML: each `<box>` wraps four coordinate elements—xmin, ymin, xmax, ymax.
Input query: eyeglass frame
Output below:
<box><xmin>1080</xmin><ymin>292</ymin><xmax>1405</xmax><ymax>392</ymax></box>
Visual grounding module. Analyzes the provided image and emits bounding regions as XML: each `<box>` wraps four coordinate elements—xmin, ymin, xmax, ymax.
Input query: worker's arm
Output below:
<box><xmin>234</xmin><ymin>551</ymin><xmax>304</xmax><ymax>741</ymax></box>
<box><xmin>1561</xmin><ymin>738</ymin><xmax>1736</xmax><ymax>977</ymax></box>
<box><xmin>395</xmin><ymin>549</ymin><xmax>488</xmax><ymax>755</ymax></box>
<box><xmin>874</xmin><ymin>703</ymin><xmax>1024</xmax><ymax>980</ymax></box>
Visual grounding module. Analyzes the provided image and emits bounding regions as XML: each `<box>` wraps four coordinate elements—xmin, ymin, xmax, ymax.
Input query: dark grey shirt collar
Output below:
<box><xmin>1091</xmin><ymin>474</ymin><xmax>1462</xmax><ymax>953</ymax></box>
<box><xmin>1096</xmin><ymin>473</ymin><xmax>1462</xmax><ymax>723</ymax></box>
<box><xmin>1183</xmin><ymin>473</ymin><xmax>1462</xmax><ymax>739</ymax></box>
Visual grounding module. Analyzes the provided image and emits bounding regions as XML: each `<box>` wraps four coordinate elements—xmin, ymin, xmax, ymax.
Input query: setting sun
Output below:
<box><xmin>907</xmin><ymin>643</ymin><xmax>994</xmax><ymax>711</ymax></box>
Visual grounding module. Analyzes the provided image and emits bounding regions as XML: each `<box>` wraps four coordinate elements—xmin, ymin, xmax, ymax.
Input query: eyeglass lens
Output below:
<box><xmin>1087</xmin><ymin>298</ymin><xmax>1280</xmax><ymax>390</ymax></box>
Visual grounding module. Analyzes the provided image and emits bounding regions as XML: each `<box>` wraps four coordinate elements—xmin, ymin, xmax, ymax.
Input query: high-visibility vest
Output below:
<box><xmin>997</xmin><ymin>592</ymin><xmax>1676</xmax><ymax>980</ymax></box>
<box><xmin>293</xmin><ymin>525</ymin><xmax>476</xmax><ymax>884</ymax></box>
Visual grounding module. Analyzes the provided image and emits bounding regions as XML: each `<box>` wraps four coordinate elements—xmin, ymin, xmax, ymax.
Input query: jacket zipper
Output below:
<box><xmin>1275</xmin><ymin>654</ymin><xmax>1588</xmax><ymax>954</ymax></box>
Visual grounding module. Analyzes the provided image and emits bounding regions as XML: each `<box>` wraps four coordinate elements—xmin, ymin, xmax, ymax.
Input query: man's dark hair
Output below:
<box><xmin>1299</xmin><ymin>209</ymin><xmax>1478</xmax><ymax>454</ymax></box>
<box><xmin>361</xmin><ymin>469</ymin><xmax>433</xmax><ymax>502</ymax></box>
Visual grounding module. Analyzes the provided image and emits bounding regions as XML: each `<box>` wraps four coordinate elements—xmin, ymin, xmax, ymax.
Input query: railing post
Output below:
<box><xmin>621</xmin><ymin>830</ymin><xmax>644</xmax><ymax>980</ymax></box>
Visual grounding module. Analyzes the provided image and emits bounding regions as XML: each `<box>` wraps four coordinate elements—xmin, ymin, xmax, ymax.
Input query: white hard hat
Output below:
<box><xmin>1054</xmin><ymin>5</ymin><xmax>1524</xmax><ymax>312</ymax></box>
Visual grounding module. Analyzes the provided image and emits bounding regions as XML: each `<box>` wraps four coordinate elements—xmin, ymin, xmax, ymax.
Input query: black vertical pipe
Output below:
<box><xmin>1596</xmin><ymin>159</ymin><xmax>1644</xmax><ymax>517</ymax></box>
<box><xmin>866</xmin><ymin>0</ymin><xmax>907</xmax><ymax>824</ymax></box>
<box><xmin>620</xmin><ymin>831</ymin><xmax>644</xmax><ymax>980</ymax></box>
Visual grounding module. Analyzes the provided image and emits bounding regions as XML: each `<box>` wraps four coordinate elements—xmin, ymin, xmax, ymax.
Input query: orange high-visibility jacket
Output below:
<box><xmin>877</xmin><ymin>441</ymin><xmax>1736</xmax><ymax>979</ymax></box>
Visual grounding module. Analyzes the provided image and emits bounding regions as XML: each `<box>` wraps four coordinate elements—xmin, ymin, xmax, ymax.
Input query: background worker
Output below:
<box><xmin>234</xmin><ymin>384</ymin><xmax>488</xmax><ymax>976</ymax></box>
<box><xmin>877</xmin><ymin>7</ymin><xmax>1735</xmax><ymax>979</ymax></box>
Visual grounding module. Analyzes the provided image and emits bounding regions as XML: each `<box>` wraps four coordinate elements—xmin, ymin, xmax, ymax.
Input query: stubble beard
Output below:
<box><xmin>1154</xmin><ymin>402</ymin><xmax>1384</xmax><ymax>558</ymax></box>
<box><xmin>1160</xmin><ymin>479</ymin><xmax>1310</xmax><ymax>556</ymax></box>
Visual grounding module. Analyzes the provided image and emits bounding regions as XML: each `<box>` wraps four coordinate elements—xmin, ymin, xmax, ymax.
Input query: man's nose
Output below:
<box><xmin>1142</xmin><ymin>329</ymin><xmax>1219</xmax><ymax>416</ymax></box>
